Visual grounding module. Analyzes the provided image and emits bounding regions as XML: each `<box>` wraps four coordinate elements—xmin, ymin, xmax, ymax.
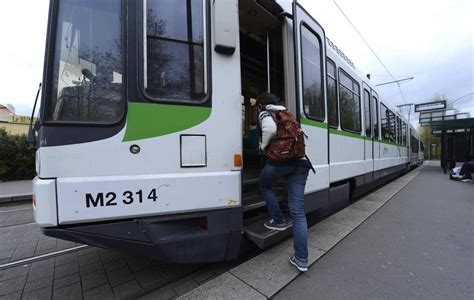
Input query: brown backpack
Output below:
<box><xmin>264</xmin><ymin>110</ymin><xmax>306</xmax><ymax>161</ymax></box>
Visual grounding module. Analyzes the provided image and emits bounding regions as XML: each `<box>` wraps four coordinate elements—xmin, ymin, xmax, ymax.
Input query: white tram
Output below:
<box><xmin>33</xmin><ymin>0</ymin><xmax>422</xmax><ymax>263</ymax></box>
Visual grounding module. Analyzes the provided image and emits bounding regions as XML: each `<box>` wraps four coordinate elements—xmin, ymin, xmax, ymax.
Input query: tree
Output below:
<box><xmin>0</xmin><ymin>128</ymin><xmax>35</xmax><ymax>181</ymax></box>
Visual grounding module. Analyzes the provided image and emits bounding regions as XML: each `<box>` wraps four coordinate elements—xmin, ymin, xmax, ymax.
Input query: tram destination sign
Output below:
<box><xmin>414</xmin><ymin>100</ymin><xmax>447</xmax><ymax>112</ymax></box>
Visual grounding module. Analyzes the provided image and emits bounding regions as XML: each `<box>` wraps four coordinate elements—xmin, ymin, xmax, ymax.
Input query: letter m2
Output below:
<box><xmin>86</xmin><ymin>193</ymin><xmax>104</xmax><ymax>208</ymax></box>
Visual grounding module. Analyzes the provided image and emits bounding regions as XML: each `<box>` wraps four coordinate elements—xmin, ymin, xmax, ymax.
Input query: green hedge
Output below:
<box><xmin>0</xmin><ymin>128</ymin><xmax>36</xmax><ymax>181</ymax></box>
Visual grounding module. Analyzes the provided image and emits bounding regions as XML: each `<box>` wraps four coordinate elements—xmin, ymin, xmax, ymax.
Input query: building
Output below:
<box><xmin>0</xmin><ymin>104</ymin><xmax>32</xmax><ymax>135</ymax></box>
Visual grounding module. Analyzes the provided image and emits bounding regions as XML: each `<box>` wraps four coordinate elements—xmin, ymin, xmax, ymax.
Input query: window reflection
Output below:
<box><xmin>339</xmin><ymin>70</ymin><xmax>360</xmax><ymax>132</ymax></box>
<box><xmin>49</xmin><ymin>0</ymin><xmax>124</xmax><ymax>123</ymax></box>
<box><xmin>301</xmin><ymin>26</ymin><xmax>324</xmax><ymax>121</ymax></box>
<box><xmin>146</xmin><ymin>0</ymin><xmax>205</xmax><ymax>101</ymax></box>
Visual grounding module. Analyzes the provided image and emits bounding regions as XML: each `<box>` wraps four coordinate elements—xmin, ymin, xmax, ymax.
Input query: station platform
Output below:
<box><xmin>0</xmin><ymin>180</ymin><xmax>32</xmax><ymax>203</ymax></box>
<box><xmin>179</xmin><ymin>162</ymin><xmax>473</xmax><ymax>299</ymax></box>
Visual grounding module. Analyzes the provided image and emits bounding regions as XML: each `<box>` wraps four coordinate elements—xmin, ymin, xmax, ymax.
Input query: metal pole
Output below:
<box><xmin>375</xmin><ymin>77</ymin><xmax>414</xmax><ymax>86</ymax></box>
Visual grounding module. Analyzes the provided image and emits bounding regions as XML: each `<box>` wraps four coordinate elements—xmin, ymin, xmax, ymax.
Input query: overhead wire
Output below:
<box><xmin>333</xmin><ymin>0</ymin><xmax>408</xmax><ymax>105</ymax></box>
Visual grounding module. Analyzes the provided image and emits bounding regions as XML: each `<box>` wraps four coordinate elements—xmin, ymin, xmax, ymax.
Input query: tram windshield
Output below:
<box><xmin>46</xmin><ymin>0</ymin><xmax>124</xmax><ymax>123</ymax></box>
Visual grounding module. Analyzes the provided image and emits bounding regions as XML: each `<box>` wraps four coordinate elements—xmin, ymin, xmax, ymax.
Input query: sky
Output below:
<box><xmin>0</xmin><ymin>0</ymin><xmax>472</xmax><ymax>126</ymax></box>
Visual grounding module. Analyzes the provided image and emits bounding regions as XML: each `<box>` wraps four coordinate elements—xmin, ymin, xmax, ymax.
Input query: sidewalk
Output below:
<box><xmin>0</xmin><ymin>180</ymin><xmax>32</xmax><ymax>203</ymax></box>
<box><xmin>178</xmin><ymin>166</ymin><xmax>425</xmax><ymax>299</ymax></box>
<box><xmin>275</xmin><ymin>162</ymin><xmax>473</xmax><ymax>299</ymax></box>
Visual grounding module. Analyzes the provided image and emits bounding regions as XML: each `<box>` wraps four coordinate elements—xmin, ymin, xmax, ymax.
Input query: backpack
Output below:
<box><xmin>264</xmin><ymin>110</ymin><xmax>306</xmax><ymax>161</ymax></box>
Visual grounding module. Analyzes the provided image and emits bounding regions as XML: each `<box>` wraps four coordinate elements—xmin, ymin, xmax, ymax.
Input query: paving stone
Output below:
<box><xmin>23</xmin><ymin>276</ymin><xmax>53</xmax><ymax>293</ymax></box>
<box><xmin>99</xmin><ymin>251</ymin><xmax>122</xmax><ymax>264</ymax></box>
<box><xmin>178</xmin><ymin>272</ymin><xmax>265</xmax><ymax>300</ymax></box>
<box><xmin>329</xmin><ymin>206</ymin><xmax>368</xmax><ymax>228</ymax></box>
<box><xmin>54</xmin><ymin>273</ymin><xmax>80</xmax><ymax>290</ymax></box>
<box><xmin>135</xmin><ymin>268</ymin><xmax>166</xmax><ymax>288</ymax></box>
<box><xmin>0</xmin><ymin>241</ymin><xmax>16</xmax><ymax>252</ymax></box>
<box><xmin>30</xmin><ymin>258</ymin><xmax>55</xmax><ymax>270</ymax></box>
<box><xmin>0</xmin><ymin>249</ymin><xmax>14</xmax><ymax>260</ymax></box>
<box><xmin>78</xmin><ymin>252</ymin><xmax>101</xmax><ymax>267</ymax></box>
<box><xmin>10</xmin><ymin>248</ymin><xmax>35</xmax><ymax>261</ymax></box>
<box><xmin>83</xmin><ymin>284</ymin><xmax>114</xmax><ymax>300</ymax></box>
<box><xmin>22</xmin><ymin>286</ymin><xmax>52</xmax><ymax>300</ymax></box>
<box><xmin>138</xmin><ymin>286</ymin><xmax>177</xmax><ymax>300</ymax></box>
<box><xmin>55</xmin><ymin>252</ymin><xmax>78</xmax><ymax>267</ymax></box>
<box><xmin>54</xmin><ymin>261</ymin><xmax>79</xmax><ymax>279</ymax></box>
<box><xmin>172</xmin><ymin>278</ymin><xmax>199</xmax><ymax>296</ymax></box>
<box><xmin>52</xmin><ymin>282</ymin><xmax>82</xmax><ymax>300</ymax></box>
<box><xmin>36</xmin><ymin>240</ymin><xmax>57</xmax><ymax>252</ymax></box>
<box><xmin>77</xmin><ymin>247</ymin><xmax>98</xmax><ymax>257</ymax></box>
<box><xmin>34</xmin><ymin>248</ymin><xmax>57</xmax><ymax>256</ymax></box>
<box><xmin>124</xmin><ymin>257</ymin><xmax>149</xmax><ymax>273</ymax></box>
<box><xmin>79</xmin><ymin>261</ymin><xmax>104</xmax><ymax>276</ymax></box>
<box><xmin>113</xmin><ymin>280</ymin><xmax>142</xmax><ymax>300</ymax></box>
<box><xmin>26</xmin><ymin>261</ymin><xmax>55</xmax><ymax>282</ymax></box>
<box><xmin>106</xmin><ymin>265</ymin><xmax>134</xmax><ymax>287</ymax></box>
<box><xmin>0</xmin><ymin>291</ymin><xmax>22</xmax><ymax>300</ymax></box>
<box><xmin>230</xmin><ymin>239</ymin><xmax>324</xmax><ymax>298</ymax></box>
<box><xmin>1</xmin><ymin>265</ymin><xmax>30</xmax><ymax>281</ymax></box>
<box><xmin>103</xmin><ymin>258</ymin><xmax>127</xmax><ymax>272</ymax></box>
<box><xmin>0</xmin><ymin>275</ymin><xmax>26</xmax><ymax>296</ymax></box>
<box><xmin>81</xmin><ymin>270</ymin><xmax>108</xmax><ymax>291</ymax></box>
<box><xmin>308</xmin><ymin>219</ymin><xmax>354</xmax><ymax>251</ymax></box>
<box><xmin>350</xmin><ymin>199</ymin><xmax>384</xmax><ymax>214</ymax></box>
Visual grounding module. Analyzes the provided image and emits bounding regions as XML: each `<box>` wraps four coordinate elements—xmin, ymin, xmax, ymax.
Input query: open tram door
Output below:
<box><xmin>292</xmin><ymin>1</ymin><xmax>330</xmax><ymax>209</ymax></box>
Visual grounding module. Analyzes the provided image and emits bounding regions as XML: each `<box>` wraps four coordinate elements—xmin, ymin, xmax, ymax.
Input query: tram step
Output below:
<box><xmin>244</xmin><ymin>215</ymin><xmax>292</xmax><ymax>249</ymax></box>
<box><xmin>242</xmin><ymin>192</ymin><xmax>286</xmax><ymax>212</ymax></box>
<box><xmin>242</xmin><ymin>194</ymin><xmax>266</xmax><ymax>212</ymax></box>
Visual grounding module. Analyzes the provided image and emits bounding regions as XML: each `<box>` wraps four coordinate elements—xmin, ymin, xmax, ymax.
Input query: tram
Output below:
<box><xmin>32</xmin><ymin>0</ymin><xmax>422</xmax><ymax>263</ymax></box>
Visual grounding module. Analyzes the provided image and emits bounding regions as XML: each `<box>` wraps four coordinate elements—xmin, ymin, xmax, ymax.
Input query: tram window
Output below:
<box><xmin>339</xmin><ymin>69</ymin><xmax>361</xmax><ymax>133</ymax></box>
<box><xmin>301</xmin><ymin>25</ymin><xmax>324</xmax><ymax>121</ymax></box>
<box><xmin>380</xmin><ymin>103</ymin><xmax>391</xmax><ymax>141</ymax></box>
<box><xmin>47</xmin><ymin>0</ymin><xmax>124</xmax><ymax>123</ymax></box>
<box><xmin>398</xmin><ymin>118</ymin><xmax>403</xmax><ymax>144</ymax></box>
<box><xmin>372</xmin><ymin>96</ymin><xmax>379</xmax><ymax>139</ymax></box>
<box><xmin>402</xmin><ymin>121</ymin><xmax>407</xmax><ymax>145</ymax></box>
<box><xmin>388</xmin><ymin>110</ymin><xmax>396</xmax><ymax>142</ymax></box>
<box><xmin>145</xmin><ymin>0</ymin><xmax>205</xmax><ymax>101</ymax></box>
<box><xmin>327</xmin><ymin>59</ymin><xmax>337</xmax><ymax>127</ymax></box>
<box><xmin>396</xmin><ymin>116</ymin><xmax>400</xmax><ymax>144</ymax></box>
<box><xmin>364</xmin><ymin>89</ymin><xmax>371</xmax><ymax>137</ymax></box>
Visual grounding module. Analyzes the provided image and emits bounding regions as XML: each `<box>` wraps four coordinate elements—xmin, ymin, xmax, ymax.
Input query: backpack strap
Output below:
<box><xmin>305</xmin><ymin>154</ymin><xmax>316</xmax><ymax>174</ymax></box>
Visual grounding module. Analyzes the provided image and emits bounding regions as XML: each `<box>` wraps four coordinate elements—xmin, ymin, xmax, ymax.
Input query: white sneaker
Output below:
<box><xmin>461</xmin><ymin>179</ymin><xmax>472</xmax><ymax>183</ymax></box>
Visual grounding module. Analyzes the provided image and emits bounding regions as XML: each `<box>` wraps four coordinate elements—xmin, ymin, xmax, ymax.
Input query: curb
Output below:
<box><xmin>0</xmin><ymin>194</ymin><xmax>32</xmax><ymax>204</ymax></box>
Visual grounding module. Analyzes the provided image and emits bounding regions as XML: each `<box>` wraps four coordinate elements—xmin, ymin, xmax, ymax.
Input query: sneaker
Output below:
<box><xmin>451</xmin><ymin>174</ymin><xmax>463</xmax><ymax>179</ymax></box>
<box><xmin>264</xmin><ymin>219</ymin><xmax>292</xmax><ymax>231</ymax></box>
<box><xmin>289</xmin><ymin>256</ymin><xmax>308</xmax><ymax>272</ymax></box>
<box><xmin>461</xmin><ymin>178</ymin><xmax>472</xmax><ymax>183</ymax></box>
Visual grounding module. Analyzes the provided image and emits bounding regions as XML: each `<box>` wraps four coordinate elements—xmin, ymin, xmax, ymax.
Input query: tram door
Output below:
<box><xmin>363</xmin><ymin>83</ymin><xmax>374</xmax><ymax>183</ymax></box>
<box><xmin>293</xmin><ymin>1</ymin><xmax>330</xmax><ymax>195</ymax></box>
<box><xmin>372</xmin><ymin>91</ymin><xmax>381</xmax><ymax>180</ymax></box>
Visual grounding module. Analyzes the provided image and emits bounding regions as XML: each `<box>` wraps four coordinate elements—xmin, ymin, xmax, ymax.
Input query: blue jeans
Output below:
<box><xmin>259</xmin><ymin>160</ymin><xmax>310</xmax><ymax>263</ymax></box>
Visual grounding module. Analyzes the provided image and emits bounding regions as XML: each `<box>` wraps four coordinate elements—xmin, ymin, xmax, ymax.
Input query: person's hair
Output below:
<box><xmin>257</xmin><ymin>93</ymin><xmax>279</xmax><ymax>106</ymax></box>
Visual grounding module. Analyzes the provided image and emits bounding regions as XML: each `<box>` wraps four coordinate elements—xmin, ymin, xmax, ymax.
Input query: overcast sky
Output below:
<box><xmin>0</xmin><ymin>0</ymin><xmax>472</xmax><ymax>126</ymax></box>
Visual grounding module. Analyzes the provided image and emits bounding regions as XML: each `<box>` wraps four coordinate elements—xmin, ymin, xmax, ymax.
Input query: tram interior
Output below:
<box><xmin>239</xmin><ymin>0</ymin><xmax>285</xmax><ymax>181</ymax></box>
<box><xmin>237</xmin><ymin>0</ymin><xmax>288</xmax><ymax>215</ymax></box>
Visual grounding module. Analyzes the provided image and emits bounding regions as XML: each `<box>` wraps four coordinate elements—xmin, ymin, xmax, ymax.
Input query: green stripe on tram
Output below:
<box><xmin>300</xmin><ymin>118</ymin><xmax>328</xmax><ymax>129</ymax></box>
<box><xmin>329</xmin><ymin>128</ymin><xmax>365</xmax><ymax>140</ymax></box>
<box><xmin>123</xmin><ymin>103</ymin><xmax>211</xmax><ymax>142</ymax></box>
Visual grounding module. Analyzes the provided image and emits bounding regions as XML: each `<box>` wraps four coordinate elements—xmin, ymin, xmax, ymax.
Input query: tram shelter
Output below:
<box><xmin>430</xmin><ymin>118</ymin><xmax>474</xmax><ymax>173</ymax></box>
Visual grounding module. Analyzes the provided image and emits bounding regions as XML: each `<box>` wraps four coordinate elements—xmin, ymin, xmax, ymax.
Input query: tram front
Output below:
<box><xmin>33</xmin><ymin>0</ymin><xmax>244</xmax><ymax>263</ymax></box>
